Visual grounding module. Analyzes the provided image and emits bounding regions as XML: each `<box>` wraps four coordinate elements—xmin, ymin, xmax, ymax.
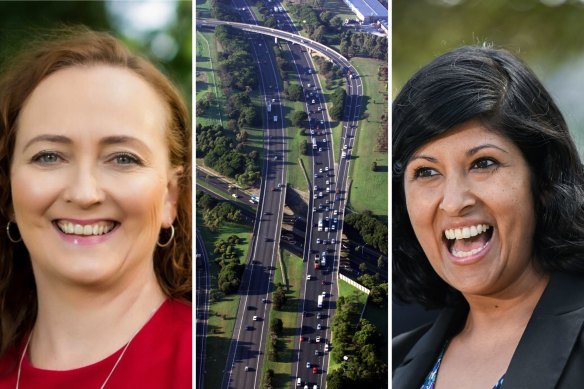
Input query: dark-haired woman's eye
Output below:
<box><xmin>471</xmin><ymin>158</ymin><xmax>498</xmax><ymax>170</ymax></box>
<box><xmin>413</xmin><ymin>167</ymin><xmax>439</xmax><ymax>179</ymax></box>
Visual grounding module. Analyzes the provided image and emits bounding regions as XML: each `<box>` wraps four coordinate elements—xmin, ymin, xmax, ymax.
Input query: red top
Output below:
<box><xmin>0</xmin><ymin>299</ymin><xmax>192</xmax><ymax>389</ymax></box>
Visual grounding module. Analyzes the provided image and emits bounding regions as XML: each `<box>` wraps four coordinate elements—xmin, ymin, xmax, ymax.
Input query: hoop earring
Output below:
<box><xmin>6</xmin><ymin>221</ymin><xmax>23</xmax><ymax>243</ymax></box>
<box><xmin>157</xmin><ymin>225</ymin><xmax>175</xmax><ymax>248</ymax></box>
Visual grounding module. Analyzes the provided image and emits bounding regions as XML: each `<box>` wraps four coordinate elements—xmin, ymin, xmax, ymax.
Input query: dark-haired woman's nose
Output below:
<box><xmin>438</xmin><ymin>174</ymin><xmax>476</xmax><ymax>216</ymax></box>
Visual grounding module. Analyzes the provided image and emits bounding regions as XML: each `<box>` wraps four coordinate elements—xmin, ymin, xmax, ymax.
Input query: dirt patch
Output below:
<box><xmin>285</xmin><ymin>186</ymin><xmax>309</xmax><ymax>217</ymax></box>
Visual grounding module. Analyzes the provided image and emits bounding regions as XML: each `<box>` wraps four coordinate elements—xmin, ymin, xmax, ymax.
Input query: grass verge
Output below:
<box><xmin>261</xmin><ymin>250</ymin><xmax>305</xmax><ymax>388</ymax></box>
<box><xmin>346</xmin><ymin>57</ymin><xmax>388</xmax><ymax>218</ymax></box>
<box><xmin>276</xmin><ymin>44</ymin><xmax>311</xmax><ymax>191</ymax></box>
<box><xmin>329</xmin><ymin>279</ymin><xmax>368</xmax><ymax>372</ymax></box>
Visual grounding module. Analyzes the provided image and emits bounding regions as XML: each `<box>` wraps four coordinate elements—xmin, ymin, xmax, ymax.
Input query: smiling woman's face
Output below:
<box><xmin>404</xmin><ymin>119</ymin><xmax>539</xmax><ymax>298</ymax></box>
<box><xmin>10</xmin><ymin>65</ymin><xmax>180</xmax><ymax>288</ymax></box>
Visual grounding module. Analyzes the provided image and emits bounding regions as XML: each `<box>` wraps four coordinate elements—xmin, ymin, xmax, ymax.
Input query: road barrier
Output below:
<box><xmin>339</xmin><ymin>273</ymin><xmax>370</xmax><ymax>294</ymax></box>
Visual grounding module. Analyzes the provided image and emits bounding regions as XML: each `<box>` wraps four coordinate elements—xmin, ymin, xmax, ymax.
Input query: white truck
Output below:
<box><xmin>268</xmin><ymin>103</ymin><xmax>272</xmax><ymax>112</ymax></box>
<box><xmin>312</xmin><ymin>137</ymin><xmax>317</xmax><ymax>150</ymax></box>
<box><xmin>317</xmin><ymin>295</ymin><xmax>323</xmax><ymax>309</ymax></box>
<box><xmin>317</xmin><ymin>216</ymin><xmax>323</xmax><ymax>231</ymax></box>
<box><xmin>274</xmin><ymin>115</ymin><xmax>278</xmax><ymax>123</ymax></box>
<box><xmin>320</xmin><ymin>257</ymin><xmax>326</xmax><ymax>267</ymax></box>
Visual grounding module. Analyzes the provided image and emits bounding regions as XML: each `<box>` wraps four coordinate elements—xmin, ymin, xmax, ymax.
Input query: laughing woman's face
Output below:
<box><xmin>403</xmin><ymin>119</ymin><xmax>540</xmax><ymax>298</ymax></box>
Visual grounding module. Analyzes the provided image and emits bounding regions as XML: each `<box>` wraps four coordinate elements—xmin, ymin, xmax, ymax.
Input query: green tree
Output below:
<box><xmin>292</xmin><ymin>110</ymin><xmax>308</xmax><ymax>127</ymax></box>
<box><xmin>359</xmin><ymin>262</ymin><xmax>367</xmax><ymax>274</ymax></box>
<box><xmin>270</xmin><ymin>317</ymin><xmax>283</xmax><ymax>336</ymax></box>
<box><xmin>300</xmin><ymin>139</ymin><xmax>309</xmax><ymax>156</ymax></box>
<box><xmin>272</xmin><ymin>286</ymin><xmax>287</xmax><ymax>310</ymax></box>
<box><xmin>287</xmin><ymin>84</ymin><xmax>304</xmax><ymax>101</ymax></box>
<box><xmin>330</xmin><ymin>16</ymin><xmax>344</xmax><ymax>31</ymax></box>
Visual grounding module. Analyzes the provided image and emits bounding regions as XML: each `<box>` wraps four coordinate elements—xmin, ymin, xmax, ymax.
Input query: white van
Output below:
<box><xmin>297</xmin><ymin>377</ymin><xmax>302</xmax><ymax>386</ymax></box>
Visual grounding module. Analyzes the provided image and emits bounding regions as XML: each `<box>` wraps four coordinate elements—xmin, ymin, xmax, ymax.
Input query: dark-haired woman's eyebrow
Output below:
<box><xmin>409</xmin><ymin>154</ymin><xmax>437</xmax><ymax>164</ymax></box>
<box><xmin>467</xmin><ymin>143</ymin><xmax>508</xmax><ymax>156</ymax></box>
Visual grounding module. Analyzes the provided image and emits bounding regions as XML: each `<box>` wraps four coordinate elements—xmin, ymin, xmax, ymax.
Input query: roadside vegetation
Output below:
<box><xmin>197</xmin><ymin>124</ymin><xmax>261</xmax><ymax>188</ymax></box>
<box><xmin>343</xmin><ymin>212</ymin><xmax>388</xmax><ymax>255</ymax></box>
<box><xmin>261</xmin><ymin>251</ymin><xmax>305</xmax><ymax>388</ymax></box>
<box><xmin>340</xmin><ymin>31</ymin><xmax>387</xmax><ymax>61</ymax></box>
<box><xmin>196</xmin><ymin>211</ymin><xmax>252</xmax><ymax>389</ymax></box>
<box><xmin>347</xmin><ymin>57</ymin><xmax>388</xmax><ymax>217</ymax></box>
<box><xmin>327</xmin><ymin>284</ymin><xmax>388</xmax><ymax>388</ymax></box>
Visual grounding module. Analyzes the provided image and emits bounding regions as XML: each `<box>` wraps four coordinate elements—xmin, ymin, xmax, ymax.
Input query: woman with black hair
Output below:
<box><xmin>392</xmin><ymin>46</ymin><xmax>584</xmax><ymax>388</ymax></box>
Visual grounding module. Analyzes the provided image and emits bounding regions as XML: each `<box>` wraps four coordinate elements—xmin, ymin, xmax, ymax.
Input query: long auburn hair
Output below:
<box><xmin>0</xmin><ymin>27</ymin><xmax>192</xmax><ymax>355</ymax></box>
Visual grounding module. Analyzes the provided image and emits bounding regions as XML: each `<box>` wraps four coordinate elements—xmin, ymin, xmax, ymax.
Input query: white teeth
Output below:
<box><xmin>445</xmin><ymin>224</ymin><xmax>491</xmax><ymax>240</ymax></box>
<box><xmin>57</xmin><ymin>221</ymin><xmax>115</xmax><ymax>236</ymax></box>
<box><xmin>452</xmin><ymin>242</ymin><xmax>489</xmax><ymax>258</ymax></box>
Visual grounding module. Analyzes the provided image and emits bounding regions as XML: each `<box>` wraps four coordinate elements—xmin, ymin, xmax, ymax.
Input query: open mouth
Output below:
<box><xmin>55</xmin><ymin>221</ymin><xmax>119</xmax><ymax>236</ymax></box>
<box><xmin>444</xmin><ymin>224</ymin><xmax>493</xmax><ymax>258</ymax></box>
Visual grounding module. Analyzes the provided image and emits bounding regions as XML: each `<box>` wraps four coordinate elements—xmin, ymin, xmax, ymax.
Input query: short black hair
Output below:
<box><xmin>393</xmin><ymin>45</ymin><xmax>584</xmax><ymax>308</ymax></box>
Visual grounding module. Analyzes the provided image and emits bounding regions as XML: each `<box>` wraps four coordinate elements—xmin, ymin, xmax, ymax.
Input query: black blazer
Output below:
<box><xmin>393</xmin><ymin>272</ymin><xmax>584</xmax><ymax>388</ymax></box>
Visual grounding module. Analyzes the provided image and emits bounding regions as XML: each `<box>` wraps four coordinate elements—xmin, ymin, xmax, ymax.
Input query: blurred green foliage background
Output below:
<box><xmin>0</xmin><ymin>0</ymin><xmax>192</xmax><ymax>107</ymax></box>
<box><xmin>394</xmin><ymin>0</ymin><xmax>584</xmax><ymax>149</ymax></box>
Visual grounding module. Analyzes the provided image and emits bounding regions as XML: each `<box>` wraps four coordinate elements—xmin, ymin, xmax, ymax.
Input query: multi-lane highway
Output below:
<box><xmin>197</xmin><ymin>4</ymin><xmax>364</xmax><ymax>388</ymax></box>
<box><xmin>210</xmin><ymin>4</ymin><xmax>289</xmax><ymax>388</ymax></box>
<box><xmin>196</xmin><ymin>232</ymin><xmax>210</xmax><ymax>389</ymax></box>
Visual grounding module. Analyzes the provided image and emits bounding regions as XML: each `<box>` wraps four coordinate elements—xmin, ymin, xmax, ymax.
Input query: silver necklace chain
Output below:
<box><xmin>15</xmin><ymin>301</ymin><xmax>164</xmax><ymax>389</ymax></box>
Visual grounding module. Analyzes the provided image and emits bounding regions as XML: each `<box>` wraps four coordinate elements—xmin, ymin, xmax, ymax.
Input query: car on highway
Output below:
<box><xmin>246</xmin><ymin>325</ymin><xmax>254</xmax><ymax>330</ymax></box>
<box><xmin>316</xmin><ymin>336</ymin><xmax>321</xmax><ymax>343</ymax></box>
<box><xmin>312</xmin><ymin>367</ymin><xmax>318</xmax><ymax>374</ymax></box>
<box><xmin>245</xmin><ymin>366</ymin><xmax>250</xmax><ymax>372</ymax></box>
<box><xmin>317</xmin><ymin>107</ymin><xmax>322</xmax><ymax>112</ymax></box>
<box><xmin>314</xmin><ymin>173</ymin><xmax>319</xmax><ymax>178</ymax></box>
<box><xmin>253</xmin><ymin>315</ymin><xmax>259</xmax><ymax>321</ymax></box>
<box><xmin>322</xmin><ymin>291</ymin><xmax>326</xmax><ymax>297</ymax></box>
<box><xmin>306</xmin><ymin>362</ymin><xmax>311</xmax><ymax>368</ymax></box>
<box><xmin>316</xmin><ymin>313</ymin><xmax>322</xmax><ymax>319</ymax></box>
<box><xmin>316</xmin><ymin>238</ymin><xmax>321</xmax><ymax>244</ymax></box>
<box><xmin>247</xmin><ymin>305</ymin><xmax>255</xmax><ymax>310</ymax></box>
<box><xmin>318</xmin><ymin>147</ymin><xmax>322</xmax><ymax>152</ymax></box>
<box><xmin>332</xmin><ymin>238</ymin><xmax>336</xmax><ymax>244</ymax></box>
<box><xmin>300</xmin><ymin>336</ymin><xmax>305</xmax><ymax>342</ymax></box>
<box><xmin>333</xmin><ymin>209</ymin><xmax>338</xmax><ymax>215</ymax></box>
<box><xmin>307</xmin><ymin>275</ymin><xmax>312</xmax><ymax>280</ymax></box>
<box><xmin>313</xmin><ymin>185</ymin><xmax>318</xmax><ymax>191</ymax></box>
<box><xmin>314</xmin><ymin>349</ymin><xmax>319</xmax><ymax>356</ymax></box>
<box><xmin>324</xmin><ymin>343</ymin><xmax>329</xmax><ymax>352</ymax></box>
<box><xmin>313</xmin><ymin>193</ymin><xmax>317</xmax><ymax>199</ymax></box>
<box><xmin>231</xmin><ymin>193</ymin><xmax>239</xmax><ymax>198</ymax></box>
<box><xmin>319</xmin><ymin>168</ymin><xmax>323</xmax><ymax>173</ymax></box>
<box><xmin>312</xmin><ymin>206</ymin><xmax>316</xmax><ymax>212</ymax></box>
<box><xmin>343</xmin><ymin>144</ymin><xmax>348</xmax><ymax>150</ymax></box>
<box><xmin>317</xmin><ymin>323</ymin><xmax>322</xmax><ymax>330</ymax></box>
<box><xmin>262</xmin><ymin>298</ymin><xmax>268</xmax><ymax>303</ymax></box>
<box><xmin>273</xmin><ymin>155</ymin><xmax>278</xmax><ymax>160</ymax></box>
<box><xmin>318</xmin><ymin>192</ymin><xmax>323</xmax><ymax>198</ymax></box>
